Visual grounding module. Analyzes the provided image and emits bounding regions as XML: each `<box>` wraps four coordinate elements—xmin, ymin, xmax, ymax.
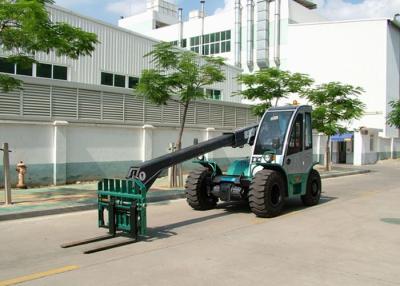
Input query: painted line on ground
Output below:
<box><xmin>0</xmin><ymin>265</ymin><xmax>79</xmax><ymax>286</ymax></box>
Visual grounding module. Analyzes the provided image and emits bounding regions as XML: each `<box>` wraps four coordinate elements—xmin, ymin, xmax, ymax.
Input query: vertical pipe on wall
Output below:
<box><xmin>200</xmin><ymin>0</ymin><xmax>205</xmax><ymax>55</ymax></box>
<box><xmin>274</xmin><ymin>0</ymin><xmax>281</xmax><ymax>67</ymax></box>
<box><xmin>234</xmin><ymin>0</ymin><xmax>242</xmax><ymax>67</ymax></box>
<box><xmin>178</xmin><ymin>8</ymin><xmax>183</xmax><ymax>48</ymax></box>
<box><xmin>247</xmin><ymin>0</ymin><xmax>254</xmax><ymax>70</ymax></box>
<box><xmin>256</xmin><ymin>0</ymin><xmax>270</xmax><ymax>68</ymax></box>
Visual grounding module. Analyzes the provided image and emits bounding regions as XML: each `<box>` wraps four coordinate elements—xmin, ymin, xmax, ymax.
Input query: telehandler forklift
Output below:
<box><xmin>62</xmin><ymin>104</ymin><xmax>321</xmax><ymax>253</ymax></box>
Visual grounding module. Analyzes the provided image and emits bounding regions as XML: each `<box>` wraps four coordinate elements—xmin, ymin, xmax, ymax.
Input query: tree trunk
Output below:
<box><xmin>172</xmin><ymin>101</ymin><xmax>190</xmax><ymax>187</ymax></box>
<box><xmin>325</xmin><ymin>135</ymin><xmax>331</xmax><ymax>171</ymax></box>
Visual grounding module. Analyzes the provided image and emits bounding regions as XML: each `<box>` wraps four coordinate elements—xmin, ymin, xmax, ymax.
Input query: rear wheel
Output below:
<box><xmin>249</xmin><ymin>169</ymin><xmax>286</xmax><ymax>218</ymax></box>
<box><xmin>185</xmin><ymin>167</ymin><xmax>217</xmax><ymax>210</ymax></box>
<box><xmin>301</xmin><ymin>169</ymin><xmax>321</xmax><ymax>206</ymax></box>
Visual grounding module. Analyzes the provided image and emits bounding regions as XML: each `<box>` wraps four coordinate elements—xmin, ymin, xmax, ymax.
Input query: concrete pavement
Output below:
<box><xmin>0</xmin><ymin>160</ymin><xmax>399</xmax><ymax>285</ymax></box>
<box><xmin>0</xmin><ymin>165</ymin><xmax>370</xmax><ymax>221</ymax></box>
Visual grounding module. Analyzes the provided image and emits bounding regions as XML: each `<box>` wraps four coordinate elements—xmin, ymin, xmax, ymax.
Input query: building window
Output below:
<box><xmin>0</xmin><ymin>58</ymin><xmax>67</xmax><ymax>80</ymax></box>
<box><xmin>114</xmin><ymin>74</ymin><xmax>125</xmax><ymax>88</ymax></box>
<box><xmin>128</xmin><ymin>77</ymin><xmax>139</xmax><ymax>89</ymax></box>
<box><xmin>101</xmin><ymin>72</ymin><xmax>113</xmax><ymax>86</ymax></box>
<box><xmin>171</xmin><ymin>39</ymin><xmax>187</xmax><ymax>48</ymax></box>
<box><xmin>0</xmin><ymin>57</ymin><xmax>15</xmax><ymax>74</ymax></box>
<box><xmin>101</xmin><ymin>72</ymin><xmax>139</xmax><ymax>89</ymax></box>
<box><xmin>190</xmin><ymin>30</ymin><xmax>231</xmax><ymax>55</ymax></box>
<box><xmin>53</xmin><ymin>65</ymin><xmax>68</xmax><ymax>80</ymax></box>
<box><xmin>37</xmin><ymin>63</ymin><xmax>52</xmax><ymax>78</ymax></box>
<box><xmin>16</xmin><ymin>64</ymin><xmax>33</xmax><ymax>76</ymax></box>
<box><xmin>206</xmin><ymin>89</ymin><xmax>221</xmax><ymax>100</ymax></box>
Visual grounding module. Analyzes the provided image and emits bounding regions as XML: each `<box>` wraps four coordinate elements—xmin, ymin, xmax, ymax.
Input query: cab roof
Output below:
<box><xmin>268</xmin><ymin>105</ymin><xmax>311</xmax><ymax>112</ymax></box>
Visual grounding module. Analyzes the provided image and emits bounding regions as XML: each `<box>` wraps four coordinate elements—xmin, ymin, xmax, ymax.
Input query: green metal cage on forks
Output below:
<box><xmin>97</xmin><ymin>178</ymin><xmax>148</xmax><ymax>238</ymax></box>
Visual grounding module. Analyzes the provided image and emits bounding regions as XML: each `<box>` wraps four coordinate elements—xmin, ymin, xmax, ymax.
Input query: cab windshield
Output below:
<box><xmin>254</xmin><ymin>111</ymin><xmax>293</xmax><ymax>155</ymax></box>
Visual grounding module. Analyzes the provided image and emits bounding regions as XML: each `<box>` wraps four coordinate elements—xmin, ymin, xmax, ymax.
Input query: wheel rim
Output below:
<box><xmin>311</xmin><ymin>181</ymin><xmax>319</xmax><ymax>197</ymax></box>
<box><xmin>270</xmin><ymin>184</ymin><xmax>281</xmax><ymax>206</ymax></box>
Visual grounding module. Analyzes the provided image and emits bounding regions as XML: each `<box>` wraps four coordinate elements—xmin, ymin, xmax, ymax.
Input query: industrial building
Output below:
<box><xmin>120</xmin><ymin>0</ymin><xmax>400</xmax><ymax>165</ymax></box>
<box><xmin>0</xmin><ymin>4</ymin><xmax>256</xmax><ymax>187</ymax></box>
<box><xmin>1</xmin><ymin>0</ymin><xmax>400</xmax><ymax>188</ymax></box>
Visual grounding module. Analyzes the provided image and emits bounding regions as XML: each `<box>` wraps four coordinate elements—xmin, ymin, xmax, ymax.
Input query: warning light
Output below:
<box><xmin>292</xmin><ymin>100</ymin><xmax>299</xmax><ymax>106</ymax></box>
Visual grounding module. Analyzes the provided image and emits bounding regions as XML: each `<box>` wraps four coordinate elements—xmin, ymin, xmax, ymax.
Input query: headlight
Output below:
<box><xmin>263</xmin><ymin>154</ymin><xmax>274</xmax><ymax>163</ymax></box>
<box><xmin>197</xmin><ymin>155</ymin><xmax>205</xmax><ymax>161</ymax></box>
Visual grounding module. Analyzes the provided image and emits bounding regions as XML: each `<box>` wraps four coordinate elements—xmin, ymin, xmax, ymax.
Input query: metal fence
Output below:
<box><xmin>0</xmin><ymin>82</ymin><xmax>258</xmax><ymax>128</ymax></box>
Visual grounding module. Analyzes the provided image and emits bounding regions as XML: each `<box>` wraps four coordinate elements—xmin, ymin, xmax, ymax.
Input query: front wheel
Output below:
<box><xmin>185</xmin><ymin>167</ymin><xmax>217</xmax><ymax>210</ymax></box>
<box><xmin>248</xmin><ymin>169</ymin><xmax>286</xmax><ymax>218</ymax></box>
<box><xmin>301</xmin><ymin>169</ymin><xmax>321</xmax><ymax>206</ymax></box>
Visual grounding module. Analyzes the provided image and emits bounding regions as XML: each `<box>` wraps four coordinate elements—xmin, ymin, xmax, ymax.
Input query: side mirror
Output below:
<box><xmin>272</xmin><ymin>137</ymin><xmax>281</xmax><ymax>150</ymax></box>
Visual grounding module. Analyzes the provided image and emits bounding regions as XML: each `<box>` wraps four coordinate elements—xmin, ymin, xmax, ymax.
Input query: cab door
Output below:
<box><xmin>283</xmin><ymin>110</ymin><xmax>313</xmax><ymax>196</ymax></box>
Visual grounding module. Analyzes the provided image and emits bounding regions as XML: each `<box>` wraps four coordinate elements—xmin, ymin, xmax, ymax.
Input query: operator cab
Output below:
<box><xmin>251</xmin><ymin>105</ymin><xmax>314</xmax><ymax>178</ymax></box>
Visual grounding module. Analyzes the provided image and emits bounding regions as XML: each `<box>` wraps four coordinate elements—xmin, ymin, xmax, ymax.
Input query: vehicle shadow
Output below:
<box><xmin>143</xmin><ymin>194</ymin><xmax>337</xmax><ymax>242</ymax></box>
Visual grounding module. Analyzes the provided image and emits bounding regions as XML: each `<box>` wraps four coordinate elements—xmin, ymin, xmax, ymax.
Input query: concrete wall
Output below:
<box><xmin>0</xmin><ymin>122</ymin><xmax>250</xmax><ymax>188</ymax></box>
<box><xmin>378</xmin><ymin>137</ymin><xmax>392</xmax><ymax>160</ymax></box>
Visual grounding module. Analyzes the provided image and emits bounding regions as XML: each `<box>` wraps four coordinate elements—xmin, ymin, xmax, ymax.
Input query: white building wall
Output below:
<box><xmin>287</xmin><ymin>19</ymin><xmax>390</xmax><ymax>136</ymax></box>
<box><xmin>119</xmin><ymin>0</ymin><xmax>323</xmax><ymax>74</ymax></box>
<box><xmin>386</xmin><ymin>22</ymin><xmax>400</xmax><ymax>138</ymax></box>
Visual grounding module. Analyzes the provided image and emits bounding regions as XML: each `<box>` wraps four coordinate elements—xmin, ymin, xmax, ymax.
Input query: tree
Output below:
<box><xmin>0</xmin><ymin>0</ymin><xmax>98</xmax><ymax>92</ymax></box>
<box><xmin>137</xmin><ymin>42</ymin><xmax>225</xmax><ymax>185</ymax></box>
<box><xmin>387</xmin><ymin>100</ymin><xmax>400</xmax><ymax>129</ymax></box>
<box><xmin>302</xmin><ymin>82</ymin><xmax>365</xmax><ymax>171</ymax></box>
<box><xmin>237</xmin><ymin>67</ymin><xmax>314</xmax><ymax>116</ymax></box>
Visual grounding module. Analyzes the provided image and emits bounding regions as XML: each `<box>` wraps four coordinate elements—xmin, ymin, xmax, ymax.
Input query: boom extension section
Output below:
<box><xmin>96</xmin><ymin>123</ymin><xmax>258</xmax><ymax>239</ymax></box>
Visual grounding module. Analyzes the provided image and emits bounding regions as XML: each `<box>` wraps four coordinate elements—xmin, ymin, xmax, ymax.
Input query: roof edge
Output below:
<box><xmin>294</xmin><ymin>0</ymin><xmax>317</xmax><ymax>10</ymax></box>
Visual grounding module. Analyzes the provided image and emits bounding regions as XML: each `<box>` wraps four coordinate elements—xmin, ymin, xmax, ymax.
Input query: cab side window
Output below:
<box><xmin>288</xmin><ymin>114</ymin><xmax>303</xmax><ymax>155</ymax></box>
<box><xmin>305</xmin><ymin>112</ymin><xmax>312</xmax><ymax>150</ymax></box>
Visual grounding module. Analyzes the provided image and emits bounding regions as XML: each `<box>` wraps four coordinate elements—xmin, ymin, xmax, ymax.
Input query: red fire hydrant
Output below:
<box><xmin>16</xmin><ymin>161</ymin><xmax>27</xmax><ymax>189</ymax></box>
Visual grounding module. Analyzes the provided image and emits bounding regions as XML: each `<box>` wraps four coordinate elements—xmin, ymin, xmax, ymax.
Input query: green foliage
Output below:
<box><xmin>138</xmin><ymin>42</ymin><xmax>225</xmax><ymax>106</ymax></box>
<box><xmin>237</xmin><ymin>67</ymin><xmax>314</xmax><ymax>116</ymax></box>
<box><xmin>0</xmin><ymin>74</ymin><xmax>22</xmax><ymax>92</ymax></box>
<box><xmin>303</xmin><ymin>82</ymin><xmax>365</xmax><ymax>137</ymax></box>
<box><xmin>387</xmin><ymin>100</ymin><xmax>400</xmax><ymax>128</ymax></box>
<box><xmin>0</xmin><ymin>0</ymin><xmax>98</xmax><ymax>91</ymax></box>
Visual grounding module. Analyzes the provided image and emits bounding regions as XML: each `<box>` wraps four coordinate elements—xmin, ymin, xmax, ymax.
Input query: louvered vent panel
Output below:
<box><xmin>125</xmin><ymin>95</ymin><xmax>144</xmax><ymax>122</ymax></box>
<box><xmin>52</xmin><ymin>87</ymin><xmax>77</xmax><ymax>118</ymax></box>
<box><xmin>196</xmin><ymin>103</ymin><xmax>209</xmax><ymax>126</ymax></box>
<box><xmin>209</xmin><ymin>104</ymin><xmax>223</xmax><ymax>127</ymax></box>
<box><xmin>145</xmin><ymin>98</ymin><xmax>162</xmax><ymax>123</ymax></box>
<box><xmin>236</xmin><ymin>108</ymin><xmax>247</xmax><ymax>127</ymax></box>
<box><xmin>247</xmin><ymin>110</ymin><xmax>258</xmax><ymax>124</ymax></box>
<box><xmin>103</xmin><ymin>92</ymin><xmax>124</xmax><ymax>121</ymax></box>
<box><xmin>223</xmin><ymin>106</ymin><xmax>235</xmax><ymax>128</ymax></box>
<box><xmin>163</xmin><ymin>101</ymin><xmax>180</xmax><ymax>124</ymax></box>
<box><xmin>185</xmin><ymin>104</ymin><xmax>195</xmax><ymax>125</ymax></box>
<box><xmin>78</xmin><ymin>89</ymin><xmax>101</xmax><ymax>120</ymax></box>
<box><xmin>23</xmin><ymin>84</ymin><xmax>50</xmax><ymax>117</ymax></box>
<box><xmin>0</xmin><ymin>89</ymin><xmax>20</xmax><ymax>115</ymax></box>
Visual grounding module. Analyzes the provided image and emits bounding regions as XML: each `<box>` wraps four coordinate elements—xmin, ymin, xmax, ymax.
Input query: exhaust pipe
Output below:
<box><xmin>256</xmin><ymin>0</ymin><xmax>270</xmax><ymax>69</ymax></box>
<box><xmin>247</xmin><ymin>0</ymin><xmax>254</xmax><ymax>70</ymax></box>
<box><xmin>274</xmin><ymin>0</ymin><xmax>281</xmax><ymax>67</ymax></box>
<box><xmin>178</xmin><ymin>8</ymin><xmax>183</xmax><ymax>48</ymax></box>
<box><xmin>234</xmin><ymin>0</ymin><xmax>242</xmax><ymax>67</ymax></box>
<box><xmin>200</xmin><ymin>0</ymin><xmax>205</xmax><ymax>54</ymax></box>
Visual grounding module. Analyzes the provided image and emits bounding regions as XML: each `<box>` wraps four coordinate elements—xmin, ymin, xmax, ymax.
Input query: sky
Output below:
<box><xmin>54</xmin><ymin>0</ymin><xmax>400</xmax><ymax>25</ymax></box>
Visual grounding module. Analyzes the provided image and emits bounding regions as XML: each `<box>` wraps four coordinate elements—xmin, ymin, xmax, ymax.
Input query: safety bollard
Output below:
<box><xmin>1</xmin><ymin>143</ymin><xmax>12</xmax><ymax>205</ymax></box>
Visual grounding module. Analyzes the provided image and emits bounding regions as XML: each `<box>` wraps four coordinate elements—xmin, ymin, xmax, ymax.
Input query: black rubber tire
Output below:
<box><xmin>301</xmin><ymin>169</ymin><xmax>322</xmax><ymax>206</ymax></box>
<box><xmin>249</xmin><ymin>169</ymin><xmax>286</xmax><ymax>218</ymax></box>
<box><xmin>185</xmin><ymin>167</ymin><xmax>217</xmax><ymax>210</ymax></box>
